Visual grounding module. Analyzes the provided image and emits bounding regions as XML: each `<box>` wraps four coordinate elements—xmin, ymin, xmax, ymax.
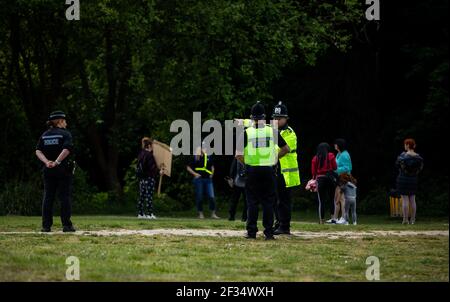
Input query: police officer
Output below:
<box><xmin>235</xmin><ymin>102</ymin><xmax>289</xmax><ymax>240</ymax></box>
<box><xmin>35</xmin><ymin>111</ymin><xmax>75</xmax><ymax>232</ymax></box>
<box><xmin>272</xmin><ymin>102</ymin><xmax>301</xmax><ymax>235</ymax></box>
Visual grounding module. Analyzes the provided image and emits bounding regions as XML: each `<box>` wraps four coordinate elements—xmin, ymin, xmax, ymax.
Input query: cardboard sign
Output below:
<box><xmin>152</xmin><ymin>140</ymin><xmax>172</xmax><ymax>177</ymax></box>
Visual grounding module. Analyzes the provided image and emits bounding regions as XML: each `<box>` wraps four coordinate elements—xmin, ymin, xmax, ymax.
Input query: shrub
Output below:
<box><xmin>0</xmin><ymin>178</ymin><xmax>42</xmax><ymax>215</ymax></box>
<box><xmin>72</xmin><ymin>167</ymin><xmax>99</xmax><ymax>214</ymax></box>
<box><xmin>359</xmin><ymin>186</ymin><xmax>389</xmax><ymax>215</ymax></box>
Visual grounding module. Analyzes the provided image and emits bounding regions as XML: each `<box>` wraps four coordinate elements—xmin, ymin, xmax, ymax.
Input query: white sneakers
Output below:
<box><xmin>333</xmin><ymin>217</ymin><xmax>357</xmax><ymax>225</ymax></box>
<box><xmin>336</xmin><ymin>217</ymin><xmax>347</xmax><ymax>225</ymax></box>
<box><xmin>137</xmin><ymin>214</ymin><xmax>157</xmax><ymax>220</ymax></box>
<box><xmin>198</xmin><ymin>212</ymin><xmax>220</xmax><ymax>219</ymax></box>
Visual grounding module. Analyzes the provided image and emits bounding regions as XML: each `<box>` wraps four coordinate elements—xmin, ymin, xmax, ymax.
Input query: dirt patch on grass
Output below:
<box><xmin>1</xmin><ymin>229</ymin><xmax>448</xmax><ymax>239</ymax></box>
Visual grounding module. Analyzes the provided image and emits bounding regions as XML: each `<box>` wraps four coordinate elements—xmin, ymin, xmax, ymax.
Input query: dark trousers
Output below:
<box><xmin>275</xmin><ymin>175</ymin><xmax>292</xmax><ymax>231</ymax></box>
<box><xmin>245</xmin><ymin>166</ymin><xmax>277</xmax><ymax>237</ymax></box>
<box><xmin>229</xmin><ymin>186</ymin><xmax>248</xmax><ymax>221</ymax></box>
<box><xmin>42</xmin><ymin>172</ymin><xmax>73</xmax><ymax>229</ymax></box>
<box><xmin>193</xmin><ymin>177</ymin><xmax>216</xmax><ymax>212</ymax></box>
<box><xmin>317</xmin><ymin>176</ymin><xmax>335</xmax><ymax>220</ymax></box>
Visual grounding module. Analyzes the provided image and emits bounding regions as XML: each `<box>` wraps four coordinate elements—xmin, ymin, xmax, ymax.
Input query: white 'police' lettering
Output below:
<box><xmin>44</xmin><ymin>139</ymin><xmax>59</xmax><ymax>145</ymax></box>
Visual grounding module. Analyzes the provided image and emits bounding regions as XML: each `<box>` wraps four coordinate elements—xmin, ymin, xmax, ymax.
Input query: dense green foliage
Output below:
<box><xmin>0</xmin><ymin>1</ymin><xmax>447</xmax><ymax>216</ymax></box>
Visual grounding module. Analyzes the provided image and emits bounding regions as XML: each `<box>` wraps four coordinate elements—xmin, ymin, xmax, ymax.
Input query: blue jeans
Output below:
<box><xmin>193</xmin><ymin>177</ymin><xmax>216</xmax><ymax>212</ymax></box>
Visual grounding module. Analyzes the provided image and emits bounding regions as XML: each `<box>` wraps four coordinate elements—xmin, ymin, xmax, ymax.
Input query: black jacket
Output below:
<box><xmin>138</xmin><ymin>150</ymin><xmax>158</xmax><ymax>178</ymax></box>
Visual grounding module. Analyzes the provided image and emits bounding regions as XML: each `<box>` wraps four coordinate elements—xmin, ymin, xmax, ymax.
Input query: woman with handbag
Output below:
<box><xmin>311</xmin><ymin>142</ymin><xmax>337</xmax><ymax>224</ymax></box>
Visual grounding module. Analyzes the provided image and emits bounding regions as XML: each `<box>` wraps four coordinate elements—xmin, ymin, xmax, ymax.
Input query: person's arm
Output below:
<box><xmin>395</xmin><ymin>154</ymin><xmax>403</xmax><ymax>169</ymax></box>
<box><xmin>35</xmin><ymin>136</ymin><xmax>54</xmax><ymax>168</ymax></box>
<box><xmin>35</xmin><ymin>150</ymin><xmax>55</xmax><ymax>168</ymax></box>
<box><xmin>54</xmin><ymin>131</ymin><xmax>73</xmax><ymax>166</ymax></box>
<box><xmin>54</xmin><ymin>149</ymin><xmax>70</xmax><ymax>166</ymax></box>
<box><xmin>330</xmin><ymin>154</ymin><xmax>337</xmax><ymax>171</ymax></box>
<box><xmin>229</xmin><ymin>159</ymin><xmax>236</xmax><ymax>178</ymax></box>
<box><xmin>275</xmin><ymin>130</ymin><xmax>289</xmax><ymax>159</ymax></box>
<box><xmin>311</xmin><ymin>156</ymin><xmax>317</xmax><ymax>179</ymax></box>
<box><xmin>336</xmin><ymin>152</ymin><xmax>351</xmax><ymax>174</ymax></box>
<box><xmin>186</xmin><ymin>165</ymin><xmax>201</xmax><ymax>178</ymax></box>
<box><xmin>348</xmin><ymin>153</ymin><xmax>352</xmax><ymax>172</ymax></box>
<box><xmin>278</xmin><ymin>145</ymin><xmax>289</xmax><ymax>159</ymax></box>
<box><xmin>235</xmin><ymin>131</ymin><xmax>245</xmax><ymax>164</ymax></box>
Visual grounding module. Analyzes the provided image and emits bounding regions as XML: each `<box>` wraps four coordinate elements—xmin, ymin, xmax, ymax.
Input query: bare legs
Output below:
<box><xmin>333</xmin><ymin>187</ymin><xmax>345</xmax><ymax>220</ymax></box>
<box><xmin>409</xmin><ymin>195</ymin><xmax>417</xmax><ymax>224</ymax></box>
<box><xmin>401</xmin><ymin>195</ymin><xmax>417</xmax><ymax>224</ymax></box>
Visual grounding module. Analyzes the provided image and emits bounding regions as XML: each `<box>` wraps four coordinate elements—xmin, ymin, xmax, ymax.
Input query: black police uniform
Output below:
<box><xmin>236</xmin><ymin>102</ymin><xmax>287</xmax><ymax>239</ymax></box>
<box><xmin>36</xmin><ymin>123</ymin><xmax>74</xmax><ymax>230</ymax></box>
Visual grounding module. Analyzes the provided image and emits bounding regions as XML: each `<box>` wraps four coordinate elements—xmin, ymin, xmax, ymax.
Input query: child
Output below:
<box><xmin>336</xmin><ymin>173</ymin><xmax>357</xmax><ymax>225</ymax></box>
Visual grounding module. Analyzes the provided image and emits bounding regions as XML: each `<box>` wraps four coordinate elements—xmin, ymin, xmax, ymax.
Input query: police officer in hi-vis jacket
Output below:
<box><xmin>35</xmin><ymin>111</ymin><xmax>75</xmax><ymax>232</ymax></box>
<box><xmin>272</xmin><ymin>102</ymin><xmax>301</xmax><ymax>235</ymax></box>
<box><xmin>235</xmin><ymin>102</ymin><xmax>289</xmax><ymax>240</ymax></box>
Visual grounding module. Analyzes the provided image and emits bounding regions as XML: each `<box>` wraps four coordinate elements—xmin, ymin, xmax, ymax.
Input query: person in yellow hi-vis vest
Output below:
<box><xmin>271</xmin><ymin>102</ymin><xmax>301</xmax><ymax>235</ymax></box>
<box><xmin>187</xmin><ymin>144</ymin><xmax>220</xmax><ymax>219</ymax></box>
<box><xmin>235</xmin><ymin>101</ymin><xmax>290</xmax><ymax>240</ymax></box>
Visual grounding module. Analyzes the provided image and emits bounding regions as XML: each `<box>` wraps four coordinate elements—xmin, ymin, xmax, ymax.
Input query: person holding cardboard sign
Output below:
<box><xmin>136</xmin><ymin>137</ymin><xmax>161</xmax><ymax>220</ymax></box>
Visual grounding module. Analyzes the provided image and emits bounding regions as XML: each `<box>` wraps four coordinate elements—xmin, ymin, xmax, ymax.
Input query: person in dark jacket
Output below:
<box><xmin>226</xmin><ymin>158</ymin><xmax>248</xmax><ymax>221</ymax></box>
<box><xmin>137</xmin><ymin>137</ymin><xmax>160</xmax><ymax>219</ymax></box>
<box><xmin>395</xmin><ymin>138</ymin><xmax>423</xmax><ymax>224</ymax></box>
<box><xmin>35</xmin><ymin>111</ymin><xmax>75</xmax><ymax>232</ymax></box>
<box><xmin>311</xmin><ymin>142</ymin><xmax>337</xmax><ymax>224</ymax></box>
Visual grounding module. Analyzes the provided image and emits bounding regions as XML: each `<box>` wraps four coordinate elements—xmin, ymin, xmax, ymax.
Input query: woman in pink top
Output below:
<box><xmin>311</xmin><ymin>142</ymin><xmax>337</xmax><ymax>224</ymax></box>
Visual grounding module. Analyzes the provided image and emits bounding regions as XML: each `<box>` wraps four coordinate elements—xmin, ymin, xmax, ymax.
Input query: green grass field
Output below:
<box><xmin>0</xmin><ymin>214</ymin><xmax>448</xmax><ymax>281</ymax></box>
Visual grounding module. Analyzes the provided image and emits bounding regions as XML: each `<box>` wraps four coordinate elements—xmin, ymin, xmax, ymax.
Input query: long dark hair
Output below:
<box><xmin>316</xmin><ymin>142</ymin><xmax>330</xmax><ymax>168</ymax></box>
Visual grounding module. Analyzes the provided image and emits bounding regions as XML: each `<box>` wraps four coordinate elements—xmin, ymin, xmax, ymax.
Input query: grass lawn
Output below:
<box><xmin>0</xmin><ymin>214</ymin><xmax>448</xmax><ymax>281</ymax></box>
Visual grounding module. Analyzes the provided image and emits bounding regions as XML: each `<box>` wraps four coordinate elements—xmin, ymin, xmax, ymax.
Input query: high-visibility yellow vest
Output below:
<box><xmin>277</xmin><ymin>126</ymin><xmax>301</xmax><ymax>187</ymax></box>
<box><xmin>242</xmin><ymin>119</ymin><xmax>253</xmax><ymax>128</ymax></box>
<box><xmin>194</xmin><ymin>153</ymin><xmax>213</xmax><ymax>174</ymax></box>
<box><xmin>244</xmin><ymin>125</ymin><xmax>276</xmax><ymax>166</ymax></box>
